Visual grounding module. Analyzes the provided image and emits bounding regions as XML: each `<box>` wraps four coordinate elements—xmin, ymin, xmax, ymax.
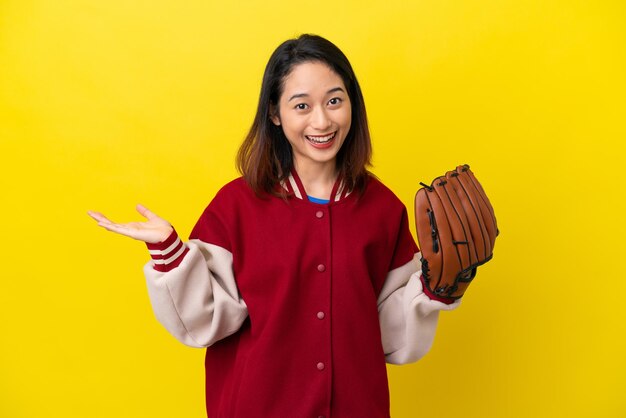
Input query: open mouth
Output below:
<box><xmin>305</xmin><ymin>131</ymin><xmax>337</xmax><ymax>148</ymax></box>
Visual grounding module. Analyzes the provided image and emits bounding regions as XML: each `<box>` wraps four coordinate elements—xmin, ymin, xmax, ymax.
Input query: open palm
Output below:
<box><xmin>88</xmin><ymin>204</ymin><xmax>173</xmax><ymax>244</ymax></box>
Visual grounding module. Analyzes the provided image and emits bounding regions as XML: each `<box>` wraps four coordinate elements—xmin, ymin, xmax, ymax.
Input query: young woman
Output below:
<box><xmin>89</xmin><ymin>34</ymin><xmax>460</xmax><ymax>418</ymax></box>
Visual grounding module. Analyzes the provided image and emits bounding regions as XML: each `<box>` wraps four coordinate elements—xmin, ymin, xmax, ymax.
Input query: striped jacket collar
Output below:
<box><xmin>280</xmin><ymin>170</ymin><xmax>352</xmax><ymax>203</ymax></box>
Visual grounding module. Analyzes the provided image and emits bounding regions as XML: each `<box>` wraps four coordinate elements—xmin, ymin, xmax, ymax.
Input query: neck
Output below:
<box><xmin>292</xmin><ymin>159</ymin><xmax>338</xmax><ymax>200</ymax></box>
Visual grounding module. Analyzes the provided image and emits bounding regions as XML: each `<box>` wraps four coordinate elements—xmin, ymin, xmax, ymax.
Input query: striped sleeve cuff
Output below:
<box><xmin>145</xmin><ymin>229</ymin><xmax>189</xmax><ymax>272</ymax></box>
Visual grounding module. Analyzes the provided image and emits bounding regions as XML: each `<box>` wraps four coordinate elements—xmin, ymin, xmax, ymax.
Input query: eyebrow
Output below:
<box><xmin>287</xmin><ymin>87</ymin><xmax>346</xmax><ymax>102</ymax></box>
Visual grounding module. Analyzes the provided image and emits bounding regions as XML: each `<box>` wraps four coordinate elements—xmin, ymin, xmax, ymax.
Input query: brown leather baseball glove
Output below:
<box><xmin>414</xmin><ymin>164</ymin><xmax>498</xmax><ymax>303</ymax></box>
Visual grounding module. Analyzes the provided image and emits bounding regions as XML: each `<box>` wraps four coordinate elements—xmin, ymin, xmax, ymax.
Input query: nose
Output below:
<box><xmin>310</xmin><ymin>106</ymin><xmax>332</xmax><ymax>131</ymax></box>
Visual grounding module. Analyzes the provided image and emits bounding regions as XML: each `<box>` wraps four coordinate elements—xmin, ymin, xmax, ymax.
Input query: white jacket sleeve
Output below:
<box><xmin>377</xmin><ymin>252</ymin><xmax>461</xmax><ymax>364</ymax></box>
<box><xmin>143</xmin><ymin>234</ymin><xmax>248</xmax><ymax>348</ymax></box>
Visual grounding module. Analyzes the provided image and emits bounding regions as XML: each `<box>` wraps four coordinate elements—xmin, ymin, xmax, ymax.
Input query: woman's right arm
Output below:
<box><xmin>88</xmin><ymin>205</ymin><xmax>248</xmax><ymax>348</ymax></box>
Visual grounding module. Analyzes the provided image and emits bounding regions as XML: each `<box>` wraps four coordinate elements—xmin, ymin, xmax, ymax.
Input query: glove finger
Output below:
<box><xmin>427</xmin><ymin>176</ymin><xmax>463</xmax><ymax>293</ymax></box>
<box><xmin>449</xmin><ymin>166</ymin><xmax>491</xmax><ymax>262</ymax></box>
<box><xmin>445</xmin><ymin>168</ymin><xmax>482</xmax><ymax>265</ymax></box>
<box><xmin>434</xmin><ymin>173</ymin><xmax>474</xmax><ymax>271</ymax></box>
<box><xmin>462</xmin><ymin>166</ymin><xmax>498</xmax><ymax>251</ymax></box>
<box><xmin>455</xmin><ymin>165</ymin><xmax>497</xmax><ymax>257</ymax></box>
<box><xmin>415</xmin><ymin>186</ymin><xmax>444</xmax><ymax>293</ymax></box>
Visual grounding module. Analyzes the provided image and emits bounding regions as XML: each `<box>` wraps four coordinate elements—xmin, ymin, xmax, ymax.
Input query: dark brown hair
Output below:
<box><xmin>236</xmin><ymin>34</ymin><xmax>372</xmax><ymax>197</ymax></box>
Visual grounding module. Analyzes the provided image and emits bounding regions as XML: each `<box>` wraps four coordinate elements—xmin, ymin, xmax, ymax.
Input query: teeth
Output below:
<box><xmin>306</xmin><ymin>132</ymin><xmax>336</xmax><ymax>143</ymax></box>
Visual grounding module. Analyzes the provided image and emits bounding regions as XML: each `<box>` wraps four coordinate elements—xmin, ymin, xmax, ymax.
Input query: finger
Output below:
<box><xmin>136</xmin><ymin>204</ymin><xmax>159</xmax><ymax>221</ymax></box>
<box><xmin>88</xmin><ymin>211</ymin><xmax>115</xmax><ymax>224</ymax></box>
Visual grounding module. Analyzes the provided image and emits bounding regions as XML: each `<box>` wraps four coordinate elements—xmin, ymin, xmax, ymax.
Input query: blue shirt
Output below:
<box><xmin>307</xmin><ymin>195</ymin><xmax>330</xmax><ymax>204</ymax></box>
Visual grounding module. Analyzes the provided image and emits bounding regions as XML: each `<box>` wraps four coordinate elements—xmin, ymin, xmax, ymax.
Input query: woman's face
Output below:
<box><xmin>271</xmin><ymin>61</ymin><xmax>352</xmax><ymax>172</ymax></box>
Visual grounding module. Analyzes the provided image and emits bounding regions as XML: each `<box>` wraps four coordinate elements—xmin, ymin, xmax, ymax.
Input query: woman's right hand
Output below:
<box><xmin>87</xmin><ymin>204</ymin><xmax>174</xmax><ymax>244</ymax></box>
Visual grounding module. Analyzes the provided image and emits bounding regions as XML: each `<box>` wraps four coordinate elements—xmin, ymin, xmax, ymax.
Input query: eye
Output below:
<box><xmin>328</xmin><ymin>97</ymin><xmax>342</xmax><ymax>106</ymax></box>
<box><xmin>295</xmin><ymin>103</ymin><xmax>308</xmax><ymax>110</ymax></box>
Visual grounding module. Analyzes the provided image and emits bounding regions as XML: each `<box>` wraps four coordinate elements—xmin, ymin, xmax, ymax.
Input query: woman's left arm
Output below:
<box><xmin>377</xmin><ymin>252</ymin><xmax>461</xmax><ymax>365</ymax></box>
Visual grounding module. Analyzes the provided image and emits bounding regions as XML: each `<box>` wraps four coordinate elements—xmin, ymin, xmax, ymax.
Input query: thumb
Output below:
<box><xmin>136</xmin><ymin>204</ymin><xmax>159</xmax><ymax>221</ymax></box>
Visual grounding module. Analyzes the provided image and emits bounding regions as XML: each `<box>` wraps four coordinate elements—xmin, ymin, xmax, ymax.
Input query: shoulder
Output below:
<box><xmin>362</xmin><ymin>174</ymin><xmax>406</xmax><ymax>211</ymax></box>
<box><xmin>190</xmin><ymin>177</ymin><xmax>252</xmax><ymax>246</ymax></box>
<box><xmin>207</xmin><ymin>177</ymin><xmax>256</xmax><ymax>208</ymax></box>
<box><xmin>193</xmin><ymin>177</ymin><xmax>250</xmax><ymax>223</ymax></box>
<box><xmin>215</xmin><ymin>176</ymin><xmax>252</xmax><ymax>198</ymax></box>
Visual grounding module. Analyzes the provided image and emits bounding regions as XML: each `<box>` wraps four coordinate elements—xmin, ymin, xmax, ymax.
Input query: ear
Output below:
<box><xmin>270</xmin><ymin>104</ymin><xmax>281</xmax><ymax>126</ymax></box>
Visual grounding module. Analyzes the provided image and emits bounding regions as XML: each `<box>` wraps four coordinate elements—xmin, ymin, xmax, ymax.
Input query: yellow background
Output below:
<box><xmin>1</xmin><ymin>0</ymin><xmax>624</xmax><ymax>417</ymax></box>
